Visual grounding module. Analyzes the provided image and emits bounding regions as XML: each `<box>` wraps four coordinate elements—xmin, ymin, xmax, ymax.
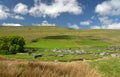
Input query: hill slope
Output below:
<box><xmin>0</xmin><ymin>26</ymin><xmax>120</xmax><ymax>48</ymax></box>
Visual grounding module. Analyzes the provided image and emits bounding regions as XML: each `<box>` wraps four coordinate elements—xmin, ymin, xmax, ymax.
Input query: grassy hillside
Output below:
<box><xmin>0</xmin><ymin>26</ymin><xmax>120</xmax><ymax>48</ymax></box>
<box><xmin>0</xmin><ymin>26</ymin><xmax>120</xmax><ymax>77</ymax></box>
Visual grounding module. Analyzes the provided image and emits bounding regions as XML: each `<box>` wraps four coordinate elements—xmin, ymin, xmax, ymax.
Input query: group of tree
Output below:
<box><xmin>0</xmin><ymin>36</ymin><xmax>25</xmax><ymax>54</ymax></box>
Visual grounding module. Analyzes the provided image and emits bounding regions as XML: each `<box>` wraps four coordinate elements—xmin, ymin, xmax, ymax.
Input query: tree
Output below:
<box><xmin>0</xmin><ymin>36</ymin><xmax>25</xmax><ymax>54</ymax></box>
<box><xmin>9</xmin><ymin>36</ymin><xmax>25</xmax><ymax>53</ymax></box>
<box><xmin>0</xmin><ymin>37</ymin><xmax>9</xmax><ymax>54</ymax></box>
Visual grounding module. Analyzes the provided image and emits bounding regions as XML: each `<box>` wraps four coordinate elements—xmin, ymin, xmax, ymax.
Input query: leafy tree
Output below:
<box><xmin>0</xmin><ymin>36</ymin><xmax>25</xmax><ymax>54</ymax></box>
<box><xmin>9</xmin><ymin>36</ymin><xmax>25</xmax><ymax>53</ymax></box>
<box><xmin>0</xmin><ymin>37</ymin><xmax>9</xmax><ymax>54</ymax></box>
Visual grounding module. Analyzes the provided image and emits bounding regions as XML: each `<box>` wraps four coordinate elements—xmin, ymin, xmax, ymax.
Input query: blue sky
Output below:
<box><xmin>0</xmin><ymin>0</ymin><xmax>120</xmax><ymax>29</ymax></box>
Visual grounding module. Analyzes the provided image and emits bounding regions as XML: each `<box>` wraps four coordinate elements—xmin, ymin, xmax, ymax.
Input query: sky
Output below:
<box><xmin>0</xmin><ymin>0</ymin><xmax>120</xmax><ymax>29</ymax></box>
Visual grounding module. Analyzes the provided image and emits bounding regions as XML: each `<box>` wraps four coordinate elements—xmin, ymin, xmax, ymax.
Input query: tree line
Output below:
<box><xmin>0</xmin><ymin>36</ymin><xmax>25</xmax><ymax>54</ymax></box>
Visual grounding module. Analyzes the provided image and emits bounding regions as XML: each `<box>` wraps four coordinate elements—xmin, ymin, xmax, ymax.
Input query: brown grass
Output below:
<box><xmin>0</xmin><ymin>56</ymin><xmax>17</xmax><ymax>61</ymax></box>
<box><xmin>0</xmin><ymin>59</ymin><xmax>102</xmax><ymax>77</ymax></box>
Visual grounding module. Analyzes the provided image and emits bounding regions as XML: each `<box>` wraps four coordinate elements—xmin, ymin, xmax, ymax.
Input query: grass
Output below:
<box><xmin>0</xmin><ymin>26</ymin><xmax>120</xmax><ymax>77</ymax></box>
<box><xmin>0</xmin><ymin>53</ymin><xmax>101</xmax><ymax>61</ymax></box>
<box><xmin>0</xmin><ymin>59</ymin><xmax>102</xmax><ymax>77</ymax></box>
<box><xmin>90</xmin><ymin>57</ymin><xmax>120</xmax><ymax>77</ymax></box>
<box><xmin>0</xmin><ymin>26</ymin><xmax>120</xmax><ymax>49</ymax></box>
<box><xmin>1</xmin><ymin>55</ymin><xmax>120</xmax><ymax>77</ymax></box>
<box><xmin>36</xmin><ymin>54</ymin><xmax>100</xmax><ymax>61</ymax></box>
<box><xmin>35</xmin><ymin>50</ymin><xmax>69</xmax><ymax>55</ymax></box>
<box><xmin>78</xmin><ymin>39</ymin><xmax>110</xmax><ymax>47</ymax></box>
<box><xmin>43</xmin><ymin>35</ymin><xmax>72</xmax><ymax>39</ymax></box>
<box><xmin>0</xmin><ymin>54</ymin><xmax>34</xmax><ymax>60</ymax></box>
<box><xmin>26</xmin><ymin>39</ymin><xmax>79</xmax><ymax>48</ymax></box>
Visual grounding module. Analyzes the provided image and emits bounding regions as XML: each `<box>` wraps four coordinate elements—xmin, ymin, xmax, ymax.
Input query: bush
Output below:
<box><xmin>0</xmin><ymin>36</ymin><xmax>25</xmax><ymax>54</ymax></box>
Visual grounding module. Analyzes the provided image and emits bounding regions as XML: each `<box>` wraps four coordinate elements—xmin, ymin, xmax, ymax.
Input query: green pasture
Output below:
<box><xmin>1</xmin><ymin>26</ymin><xmax>119</xmax><ymax>49</ymax></box>
<box><xmin>25</xmin><ymin>39</ymin><xmax>79</xmax><ymax>48</ymax></box>
<box><xmin>0</xmin><ymin>54</ymin><xmax>100</xmax><ymax>61</ymax></box>
<box><xmin>90</xmin><ymin>57</ymin><xmax>120</xmax><ymax>77</ymax></box>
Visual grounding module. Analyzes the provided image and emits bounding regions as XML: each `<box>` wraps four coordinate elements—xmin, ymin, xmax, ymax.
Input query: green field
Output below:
<box><xmin>26</xmin><ymin>39</ymin><xmax>79</xmax><ymax>48</ymax></box>
<box><xmin>0</xmin><ymin>54</ymin><xmax>100</xmax><ymax>61</ymax></box>
<box><xmin>0</xmin><ymin>26</ymin><xmax>120</xmax><ymax>48</ymax></box>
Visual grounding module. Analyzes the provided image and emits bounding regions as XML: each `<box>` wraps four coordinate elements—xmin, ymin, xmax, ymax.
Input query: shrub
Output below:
<box><xmin>0</xmin><ymin>36</ymin><xmax>25</xmax><ymax>54</ymax></box>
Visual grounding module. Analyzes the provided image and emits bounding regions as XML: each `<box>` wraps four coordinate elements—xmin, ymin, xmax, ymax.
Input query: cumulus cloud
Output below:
<box><xmin>41</xmin><ymin>20</ymin><xmax>56</xmax><ymax>26</ymax></box>
<box><xmin>33</xmin><ymin>20</ymin><xmax>56</xmax><ymax>26</ymax></box>
<box><xmin>0</xmin><ymin>5</ymin><xmax>9</xmax><ymax>19</ymax></box>
<box><xmin>29</xmin><ymin>0</ymin><xmax>82</xmax><ymax>18</ymax></box>
<box><xmin>68</xmin><ymin>23</ymin><xmax>80</xmax><ymax>29</ymax></box>
<box><xmin>80</xmin><ymin>20</ymin><xmax>92</xmax><ymax>26</ymax></box>
<box><xmin>2</xmin><ymin>23</ymin><xmax>22</xmax><ymax>26</ymax></box>
<box><xmin>0</xmin><ymin>4</ymin><xmax>26</xmax><ymax>20</ymax></box>
<box><xmin>91</xmin><ymin>23</ymin><xmax>120</xmax><ymax>29</ymax></box>
<box><xmin>11</xmin><ymin>15</ymin><xmax>24</xmax><ymax>20</ymax></box>
<box><xmin>0</xmin><ymin>0</ymin><xmax>82</xmax><ymax>20</ymax></box>
<box><xmin>91</xmin><ymin>26</ymin><xmax>101</xmax><ymax>29</ymax></box>
<box><xmin>95</xmin><ymin>0</ymin><xmax>120</xmax><ymax>16</ymax></box>
<box><xmin>99</xmin><ymin>16</ymin><xmax>113</xmax><ymax>25</ymax></box>
<box><xmin>94</xmin><ymin>0</ymin><xmax>120</xmax><ymax>29</ymax></box>
<box><xmin>13</xmin><ymin>3</ymin><xmax>28</xmax><ymax>15</ymax></box>
<box><xmin>105</xmin><ymin>23</ymin><xmax>120</xmax><ymax>29</ymax></box>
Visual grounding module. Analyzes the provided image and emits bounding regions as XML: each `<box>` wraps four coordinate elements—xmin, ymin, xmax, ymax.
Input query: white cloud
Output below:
<box><xmin>80</xmin><ymin>20</ymin><xmax>92</xmax><ymax>26</ymax></box>
<box><xmin>91</xmin><ymin>25</ymin><xmax>101</xmax><ymax>29</ymax></box>
<box><xmin>11</xmin><ymin>15</ymin><xmax>24</xmax><ymax>20</ymax></box>
<box><xmin>33</xmin><ymin>20</ymin><xmax>56</xmax><ymax>26</ymax></box>
<box><xmin>68</xmin><ymin>23</ymin><xmax>80</xmax><ymax>29</ymax></box>
<box><xmin>95</xmin><ymin>0</ymin><xmax>120</xmax><ymax>16</ymax></box>
<box><xmin>41</xmin><ymin>20</ymin><xmax>56</xmax><ymax>26</ymax></box>
<box><xmin>105</xmin><ymin>23</ymin><xmax>120</xmax><ymax>29</ymax></box>
<box><xmin>95</xmin><ymin>0</ymin><xmax>120</xmax><ymax>29</ymax></box>
<box><xmin>99</xmin><ymin>17</ymin><xmax>112</xmax><ymax>25</ymax></box>
<box><xmin>91</xmin><ymin>23</ymin><xmax>120</xmax><ymax>29</ymax></box>
<box><xmin>2</xmin><ymin>23</ymin><xmax>22</xmax><ymax>26</ymax></box>
<box><xmin>0</xmin><ymin>5</ymin><xmax>9</xmax><ymax>19</ymax></box>
<box><xmin>0</xmin><ymin>4</ymin><xmax>26</xmax><ymax>20</ymax></box>
<box><xmin>13</xmin><ymin>3</ymin><xmax>28</xmax><ymax>15</ymax></box>
<box><xmin>29</xmin><ymin>0</ymin><xmax>82</xmax><ymax>18</ymax></box>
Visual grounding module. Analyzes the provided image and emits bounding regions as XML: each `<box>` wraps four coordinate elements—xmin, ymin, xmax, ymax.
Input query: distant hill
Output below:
<box><xmin>0</xmin><ymin>26</ymin><xmax>120</xmax><ymax>48</ymax></box>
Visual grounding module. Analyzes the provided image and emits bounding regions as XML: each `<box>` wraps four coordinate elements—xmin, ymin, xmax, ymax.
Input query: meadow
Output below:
<box><xmin>0</xmin><ymin>54</ymin><xmax>100</xmax><ymax>61</ymax></box>
<box><xmin>0</xmin><ymin>26</ymin><xmax>120</xmax><ymax>48</ymax></box>
<box><xmin>0</xmin><ymin>55</ymin><xmax>120</xmax><ymax>77</ymax></box>
<box><xmin>90</xmin><ymin>57</ymin><xmax>120</xmax><ymax>77</ymax></box>
<box><xmin>0</xmin><ymin>26</ymin><xmax>120</xmax><ymax>77</ymax></box>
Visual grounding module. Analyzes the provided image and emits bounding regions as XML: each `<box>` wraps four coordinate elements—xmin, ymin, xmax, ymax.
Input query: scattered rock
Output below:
<box><xmin>100</xmin><ymin>52</ymin><xmax>106</xmax><ymax>56</ymax></box>
<box><xmin>111</xmin><ymin>54</ymin><xmax>118</xmax><ymax>57</ymax></box>
<box><xmin>58</xmin><ymin>54</ymin><xmax>64</xmax><ymax>57</ymax></box>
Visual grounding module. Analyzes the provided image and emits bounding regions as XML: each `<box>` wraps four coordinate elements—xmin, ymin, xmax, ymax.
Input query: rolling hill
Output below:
<box><xmin>0</xmin><ymin>26</ymin><xmax>120</xmax><ymax>48</ymax></box>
